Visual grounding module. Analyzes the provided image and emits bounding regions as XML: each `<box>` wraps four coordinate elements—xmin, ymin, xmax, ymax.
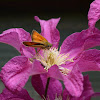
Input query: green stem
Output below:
<box><xmin>44</xmin><ymin>77</ymin><xmax>50</xmax><ymax>98</ymax></box>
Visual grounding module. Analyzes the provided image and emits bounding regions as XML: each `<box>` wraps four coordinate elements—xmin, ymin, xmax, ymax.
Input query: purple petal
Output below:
<box><xmin>88</xmin><ymin>0</ymin><xmax>100</xmax><ymax>31</ymax></box>
<box><xmin>82</xmin><ymin>28</ymin><xmax>100</xmax><ymax>50</ymax></box>
<box><xmin>77</xmin><ymin>49</ymin><xmax>100</xmax><ymax>72</ymax></box>
<box><xmin>60</xmin><ymin>28</ymin><xmax>100</xmax><ymax>58</ymax></box>
<box><xmin>63</xmin><ymin>65</ymin><xmax>83</xmax><ymax>97</ymax></box>
<box><xmin>48</xmin><ymin>65</ymin><xmax>63</xmax><ymax>80</ymax></box>
<box><xmin>34</xmin><ymin>16</ymin><xmax>60</xmax><ymax>48</ymax></box>
<box><xmin>31</xmin><ymin>60</ymin><xmax>47</xmax><ymax>75</ymax></box>
<box><xmin>81</xmin><ymin>75</ymin><xmax>94</xmax><ymax>99</ymax></box>
<box><xmin>21</xmin><ymin>45</ymin><xmax>36</xmax><ymax>58</ymax></box>
<box><xmin>63</xmin><ymin>75</ymin><xmax>95</xmax><ymax>100</ymax></box>
<box><xmin>0</xmin><ymin>28</ymin><xmax>31</xmax><ymax>53</ymax></box>
<box><xmin>92</xmin><ymin>92</ymin><xmax>100</xmax><ymax>97</ymax></box>
<box><xmin>60</xmin><ymin>29</ymin><xmax>87</xmax><ymax>58</ymax></box>
<box><xmin>0</xmin><ymin>56</ymin><xmax>32</xmax><ymax>92</ymax></box>
<box><xmin>76</xmin><ymin>75</ymin><xmax>99</xmax><ymax>100</ymax></box>
<box><xmin>0</xmin><ymin>88</ymin><xmax>33</xmax><ymax>100</ymax></box>
<box><xmin>31</xmin><ymin>74</ymin><xmax>62</xmax><ymax>100</ymax></box>
<box><xmin>63</xmin><ymin>89</ymin><xmax>70</xmax><ymax>100</ymax></box>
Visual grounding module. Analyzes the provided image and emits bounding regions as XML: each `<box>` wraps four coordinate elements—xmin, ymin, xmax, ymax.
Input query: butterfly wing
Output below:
<box><xmin>23</xmin><ymin>30</ymin><xmax>52</xmax><ymax>49</ymax></box>
<box><xmin>23</xmin><ymin>42</ymin><xmax>44</xmax><ymax>48</ymax></box>
<box><xmin>31</xmin><ymin>30</ymin><xmax>48</xmax><ymax>44</ymax></box>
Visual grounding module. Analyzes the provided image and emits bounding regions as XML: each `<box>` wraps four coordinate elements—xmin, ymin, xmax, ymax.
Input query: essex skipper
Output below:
<box><xmin>23</xmin><ymin>30</ymin><xmax>52</xmax><ymax>49</ymax></box>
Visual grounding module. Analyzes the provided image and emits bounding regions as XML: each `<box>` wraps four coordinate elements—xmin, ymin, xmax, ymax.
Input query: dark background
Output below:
<box><xmin>0</xmin><ymin>0</ymin><xmax>100</xmax><ymax>100</ymax></box>
<box><xmin>0</xmin><ymin>0</ymin><xmax>93</xmax><ymax>13</ymax></box>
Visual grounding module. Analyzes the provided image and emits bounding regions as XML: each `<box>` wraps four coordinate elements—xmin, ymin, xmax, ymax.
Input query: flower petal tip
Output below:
<box><xmin>34</xmin><ymin>16</ymin><xmax>40</xmax><ymax>22</ymax></box>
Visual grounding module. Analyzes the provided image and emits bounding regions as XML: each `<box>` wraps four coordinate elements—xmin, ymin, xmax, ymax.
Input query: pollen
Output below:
<box><xmin>59</xmin><ymin>67</ymin><xmax>71</xmax><ymax>75</ymax></box>
<box><xmin>36</xmin><ymin>48</ymin><xmax>74</xmax><ymax>74</ymax></box>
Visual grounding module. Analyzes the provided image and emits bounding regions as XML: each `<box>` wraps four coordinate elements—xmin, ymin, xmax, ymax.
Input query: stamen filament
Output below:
<box><xmin>35</xmin><ymin>47</ymin><xmax>74</xmax><ymax>75</ymax></box>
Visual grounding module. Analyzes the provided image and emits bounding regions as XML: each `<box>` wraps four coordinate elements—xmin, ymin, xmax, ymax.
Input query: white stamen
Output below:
<box><xmin>36</xmin><ymin>47</ymin><xmax>74</xmax><ymax>75</ymax></box>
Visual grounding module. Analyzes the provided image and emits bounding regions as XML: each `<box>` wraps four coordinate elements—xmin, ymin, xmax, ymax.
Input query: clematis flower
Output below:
<box><xmin>0</xmin><ymin>16</ymin><xmax>83</xmax><ymax>97</ymax></box>
<box><xmin>63</xmin><ymin>75</ymin><xmax>100</xmax><ymax>100</ymax></box>
<box><xmin>31</xmin><ymin>10</ymin><xmax>100</xmax><ymax>97</ymax></box>
<box><xmin>0</xmin><ymin>17</ymin><xmax>63</xmax><ymax>97</ymax></box>
<box><xmin>0</xmin><ymin>0</ymin><xmax>100</xmax><ymax>98</ymax></box>
<box><xmin>0</xmin><ymin>88</ymin><xmax>33</xmax><ymax>100</ymax></box>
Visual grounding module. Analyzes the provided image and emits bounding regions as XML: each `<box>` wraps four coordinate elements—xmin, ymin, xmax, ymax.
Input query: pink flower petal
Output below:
<box><xmin>88</xmin><ymin>0</ymin><xmax>100</xmax><ymax>31</ymax></box>
<box><xmin>21</xmin><ymin>45</ymin><xmax>36</xmax><ymax>58</ymax></box>
<box><xmin>48</xmin><ymin>65</ymin><xmax>63</xmax><ymax>80</ymax></box>
<box><xmin>60</xmin><ymin>28</ymin><xmax>100</xmax><ymax>58</ymax></box>
<box><xmin>63</xmin><ymin>65</ymin><xmax>83</xmax><ymax>97</ymax></box>
<box><xmin>34</xmin><ymin>16</ymin><xmax>60</xmax><ymax>48</ymax></box>
<box><xmin>77</xmin><ymin>49</ymin><xmax>100</xmax><ymax>72</ymax></box>
<box><xmin>0</xmin><ymin>88</ymin><xmax>33</xmax><ymax>100</ymax></box>
<box><xmin>82</xmin><ymin>28</ymin><xmax>100</xmax><ymax>50</ymax></box>
<box><xmin>0</xmin><ymin>56</ymin><xmax>32</xmax><ymax>92</ymax></box>
<box><xmin>0</xmin><ymin>28</ymin><xmax>31</xmax><ymax>53</ymax></box>
<box><xmin>92</xmin><ymin>92</ymin><xmax>100</xmax><ymax>97</ymax></box>
<box><xmin>31</xmin><ymin>74</ymin><xmax>62</xmax><ymax>100</ymax></box>
<box><xmin>31</xmin><ymin>60</ymin><xmax>47</xmax><ymax>75</ymax></box>
<box><xmin>80</xmin><ymin>75</ymin><xmax>94</xmax><ymax>99</ymax></box>
<box><xmin>63</xmin><ymin>89</ymin><xmax>71</xmax><ymax>100</ymax></box>
<box><xmin>63</xmin><ymin>75</ymin><xmax>96</xmax><ymax>100</ymax></box>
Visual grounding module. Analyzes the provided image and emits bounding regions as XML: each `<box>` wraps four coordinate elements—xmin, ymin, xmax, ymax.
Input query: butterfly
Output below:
<box><xmin>23</xmin><ymin>30</ymin><xmax>52</xmax><ymax>49</ymax></box>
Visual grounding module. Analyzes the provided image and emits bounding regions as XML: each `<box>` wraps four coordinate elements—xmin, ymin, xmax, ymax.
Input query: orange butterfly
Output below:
<box><xmin>23</xmin><ymin>30</ymin><xmax>52</xmax><ymax>49</ymax></box>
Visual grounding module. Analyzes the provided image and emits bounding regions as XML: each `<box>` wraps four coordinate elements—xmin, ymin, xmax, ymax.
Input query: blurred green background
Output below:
<box><xmin>0</xmin><ymin>0</ymin><xmax>100</xmax><ymax>100</ymax></box>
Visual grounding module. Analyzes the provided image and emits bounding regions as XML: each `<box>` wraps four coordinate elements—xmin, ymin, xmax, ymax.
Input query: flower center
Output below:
<box><xmin>35</xmin><ymin>48</ymin><xmax>74</xmax><ymax>75</ymax></box>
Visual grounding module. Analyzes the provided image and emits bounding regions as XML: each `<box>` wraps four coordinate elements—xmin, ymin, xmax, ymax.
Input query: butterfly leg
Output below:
<box><xmin>36</xmin><ymin>48</ymin><xmax>42</xmax><ymax>54</ymax></box>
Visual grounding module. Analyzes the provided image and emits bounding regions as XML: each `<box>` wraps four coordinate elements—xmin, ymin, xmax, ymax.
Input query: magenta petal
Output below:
<box><xmin>63</xmin><ymin>89</ymin><xmax>70</xmax><ymax>100</ymax></box>
<box><xmin>92</xmin><ymin>92</ymin><xmax>100</xmax><ymax>97</ymax></box>
<box><xmin>31</xmin><ymin>74</ymin><xmax>62</xmax><ymax>100</ymax></box>
<box><xmin>77</xmin><ymin>49</ymin><xmax>100</xmax><ymax>72</ymax></box>
<box><xmin>80</xmin><ymin>75</ymin><xmax>94</xmax><ymax>99</ymax></box>
<box><xmin>0</xmin><ymin>28</ymin><xmax>31</xmax><ymax>53</ymax></box>
<box><xmin>60</xmin><ymin>28</ymin><xmax>100</xmax><ymax>58</ymax></box>
<box><xmin>31</xmin><ymin>75</ymin><xmax>45</xmax><ymax>98</ymax></box>
<box><xmin>60</xmin><ymin>29</ymin><xmax>87</xmax><ymax>57</ymax></box>
<box><xmin>48</xmin><ymin>65</ymin><xmax>63</xmax><ymax>80</ymax></box>
<box><xmin>31</xmin><ymin>60</ymin><xmax>47</xmax><ymax>75</ymax></box>
<box><xmin>34</xmin><ymin>16</ymin><xmax>60</xmax><ymax>48</ymax></box>
<box><xmin>0</xmin><ymin>56</ymin><xmax>32</xmax><ymax>92</ymax></box>
<box><xmin>64</xmin><ymin>66</ymin><xmax>83</xmax><ymax>97</ymax></box>
<box><xmin>21</xmin><ymin>45</ymin><xmax>36</xmax><ymax>58</ymax></box>
<box><xmin>88</xmin><ymin>0</ymin><xmax>100</xmax><ymax>31</ymax></box>
<box><xmin>63</xmin><ymin>75</ymin><xmax>95</xmax><ymax>100</ymax></box>
<box><xmin>0</xmin><ymin>88</ymin><xmax>33</xmax><ymax>100</ymax></box>
<box><xmin>82</xmin><ymin>28</ymin><xmax>100</xmax><ymax>50</ymax></box>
